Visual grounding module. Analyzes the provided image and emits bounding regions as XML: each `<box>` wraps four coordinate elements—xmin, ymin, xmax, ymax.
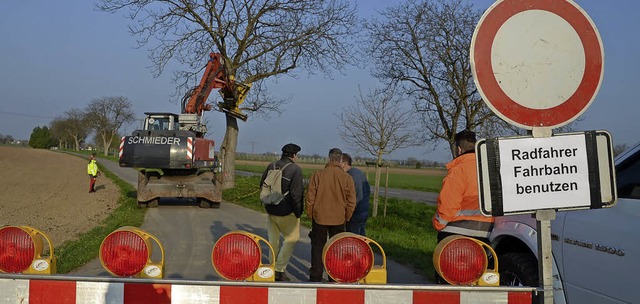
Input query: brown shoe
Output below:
<box><xmin>275</xmin><ymin>271</ymin><xmax>290</xmax><ymax>282</ymax></box>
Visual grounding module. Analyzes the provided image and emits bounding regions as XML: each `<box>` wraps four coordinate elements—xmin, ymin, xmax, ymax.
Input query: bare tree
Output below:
<box><xmin>96</xmin><ymin>0</ymin><xmax>359</xmax><ymax>188</ymax></box>
<box><xmin>49</xmin><ymin>118</ymin><xmax>71</xmax><ymax>149</ymax></box>
<box><xmin>338</xmin><ymin>86</ymin><xmax>421</xmax><ymax>217</ymax></box>
<box><xmin>50</xmin><ymin>109</ymin><xmax>90</xmax><ymax>150</ymax></box>
<box><xmin>365</xmin><ymin>0</ymin><xmax>507</xmax><ymax>159</ymax></box>
<box><xmin>85</xmin><ymin>97</ymin><xmax>135</xmax><ymax>156</ymax></box>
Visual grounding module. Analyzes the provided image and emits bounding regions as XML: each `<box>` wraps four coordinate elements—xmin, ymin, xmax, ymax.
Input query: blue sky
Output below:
<box><xmin>0</xmin><ymin>0</ymin><xmax>637</xmax><ymax>162</ymax></box>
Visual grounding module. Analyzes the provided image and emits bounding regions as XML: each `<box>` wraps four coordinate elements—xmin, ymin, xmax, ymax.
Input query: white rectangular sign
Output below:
<box><xmin>476</xmin><ymin>131</ymin><xmax>616</xmax><ymax>216</ymax></box>
<box><xmin>498</xmin><ymin>135</ymin><xmax>590</xmax><ymax>212</ymax></box>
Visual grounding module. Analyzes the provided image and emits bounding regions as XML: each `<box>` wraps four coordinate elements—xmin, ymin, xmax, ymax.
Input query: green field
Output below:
<box><xmin>235</xmin><ymin>163</ymin><xmax>444</xmax><ymax>193</ymax></box>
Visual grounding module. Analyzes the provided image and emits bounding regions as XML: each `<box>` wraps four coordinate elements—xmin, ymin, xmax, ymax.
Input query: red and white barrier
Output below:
<box><xmin>0</xmin><ymin>277</ymin><xmax>534</xmax><ymax>304</ymax></box>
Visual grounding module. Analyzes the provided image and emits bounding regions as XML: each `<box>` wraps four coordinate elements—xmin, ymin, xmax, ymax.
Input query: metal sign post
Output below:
<box><xmin>535</xmin><ymin>209</ymin><xmax>556</xmax><ymax>304</ymax></box>
<box><xmin>531</xmin><ymin>128</ymin><xmax>555</xmax><ymax>304</ymax></box>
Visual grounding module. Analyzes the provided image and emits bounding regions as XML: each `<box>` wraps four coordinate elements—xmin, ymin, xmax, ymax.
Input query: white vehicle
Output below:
<box><xmin>491</xmin><ymin>142</ymin><xmax>640</xmax><ymax>303</ymax></box>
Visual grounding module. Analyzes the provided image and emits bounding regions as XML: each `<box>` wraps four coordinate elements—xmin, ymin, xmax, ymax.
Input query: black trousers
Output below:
<box><xmin>309</xmin><ymin>220</ymin><xmax>345</xmax><ymax>282</ymax></box>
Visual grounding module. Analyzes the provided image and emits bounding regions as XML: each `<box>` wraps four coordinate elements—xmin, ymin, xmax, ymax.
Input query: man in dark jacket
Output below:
<box><xmin>260</xmin><ymin>143</ymin><xmax>304</xmax><ymax>281</ymax></box>
<box><xmin>341</xmin><ymin>153</ymin><xmax>370</xmax><ymax>236</ymax></box>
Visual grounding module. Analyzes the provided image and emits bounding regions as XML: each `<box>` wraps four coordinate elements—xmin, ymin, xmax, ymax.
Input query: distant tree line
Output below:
<box><xmin>28</xmin><ymin>126</ymin><xmax>57</xmax><ymax>149</ymax></box>
<box><xmin>0</xmin><ymin>133</ymin><xmax>18</xmax><ymax>145</ymax></box>
<box><xmin>27</xmin><ymin>96</ymin><xmax>135</xmax><ymax>154</ymax></box>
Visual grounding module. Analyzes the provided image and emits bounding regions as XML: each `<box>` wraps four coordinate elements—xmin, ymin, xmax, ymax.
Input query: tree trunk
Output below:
<box><xmin>221</xmin><ymin>114</ymin><xmax>239</xmax><ymax>189</ymax></box>
<box><xmin>449</xmin><ymin>140</ymin><xmax>457</xmax><ymax>159</ymax></box>
<box><xmin>371</xmin><ymin>154</ymin><xmax>384</xmax><ymax>217</ymax></box>
<box><xmin>73</xmin><ymin>135</ymin><xmax>80</xmax><ymax>151</ymax></box>
<box><xmin>102</xmin><ymin>132</ymin><xmax>112</xmax><ymax>156</ymax></box>
<box><xmin>383</xmin><ymin>164</ymin><xmax>389</xmax><ymax>217</ymax></box>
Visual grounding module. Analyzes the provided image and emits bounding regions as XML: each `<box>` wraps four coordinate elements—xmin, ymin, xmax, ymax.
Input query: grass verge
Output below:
<box><xmin>54</xmin><ymin>161</ymin><xmax>146</xmax><ymax>273</ymax></box>
<box><xmin>223</xmin><ymin>175</ymin><xmax>439</xmax><ymax>280</ymax></box>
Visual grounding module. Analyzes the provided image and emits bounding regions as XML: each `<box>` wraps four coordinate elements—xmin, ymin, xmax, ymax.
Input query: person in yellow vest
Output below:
<box><xmin>87</xmin><ymin>153</ymin><xmax>100</xmax><ymax>193</ymax></box>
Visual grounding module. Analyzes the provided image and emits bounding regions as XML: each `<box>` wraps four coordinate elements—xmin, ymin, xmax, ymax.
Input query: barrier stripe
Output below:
<box><xmin>172</xmin><ymin>285</ymin><xmax>219</xmax><ymax>304</ymax></box>
<box><xmin>0</xmin><ymin>278</ymin><xmax>533</xmax><ymax>304</ymax></box>
<box><xmin>119</xmin><ymin>137</ymin><xmax>125</xmax><ymax>158</ymax></box>
<box><xmin>222</xmin><ymin>285</ymin><xmax>267</xmax><ymax>304</ymax></box>
<box><xmin>124</xmin><ymin>283</ymin><xmax>171</xmax><ymax>304</ymax></box>
<box><xmin>317</xmin><ymin>288</ymin><xmax>364</xmax><ymax>304</ymax></box>
<box><xmin>187</xmin><ymin>137</ymin><xmax>193</xmax><ymax>160</ymax></box>
<box><xmin>509</xmin><ymin>291</ymin><xmax>534</xmax><ymax>304</ymax></box>
<box><xmin>414</xmin><ymin>290</ymin><xmax>460</xmax><ymax>304</ymax></box>
<box><xmin>269</xmin><ymin>287</ymin><xmax>316</xmax><ymax>304</ymax></box>
<box><xmin>77</xmin><ymin>281</ymin><xmax>123</xmax><ymax>304</ymax></box>
<box><xmin>30</xmin><ymin>279</ymin><xmax>76</xmax><ymax>304</ymax></box>
<box><xmin>366</xmin><ymin>289</ymin><xmax>412</xmax><ymax>304</ymax></box>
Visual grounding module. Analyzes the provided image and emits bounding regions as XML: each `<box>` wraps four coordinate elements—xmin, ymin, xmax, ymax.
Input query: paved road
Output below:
<box><xmin>71</xmin><ymin>155</ymin><xmax>432</xmax><ymax>284</ymax></box>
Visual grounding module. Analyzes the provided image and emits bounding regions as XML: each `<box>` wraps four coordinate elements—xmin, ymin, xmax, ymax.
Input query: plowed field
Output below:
<box><xmin>0</xmin><ymin>146</ymin><xmax>120</xmax><ymax>246</ymax></box>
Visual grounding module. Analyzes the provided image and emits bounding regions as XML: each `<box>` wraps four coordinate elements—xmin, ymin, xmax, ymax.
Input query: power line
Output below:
<box><xmin>0</xmin><ymin>111</ymin><xmax>56</xmax><ymax>119</ymax></box>
<box><xmin>249</xmin><ymin>141</ymin><xmax>258</xmax><ymax>154</ymax></box>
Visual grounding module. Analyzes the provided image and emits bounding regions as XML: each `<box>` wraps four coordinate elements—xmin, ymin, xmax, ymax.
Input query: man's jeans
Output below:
<box><xmin>346</xmin><ymin>219</ymin><xmax>366</xmax><ymax>236</ymax></box>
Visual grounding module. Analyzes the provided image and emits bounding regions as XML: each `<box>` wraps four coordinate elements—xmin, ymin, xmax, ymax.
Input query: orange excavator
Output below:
<box><xmin>182</xmin><ymin>52</ymin><xmax>251</xmax><ymax>123</ymax></box>
<box><xmin>118</xmin><ymin>53</ymin><xmax>250</xmax><ymax>208</ymax></box>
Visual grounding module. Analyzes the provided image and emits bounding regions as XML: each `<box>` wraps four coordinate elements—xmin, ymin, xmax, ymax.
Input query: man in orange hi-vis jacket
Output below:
<box><xmin>432</xmin><ymin>130</ymin><xmax>494</xmax><ymax>244</ymax></box>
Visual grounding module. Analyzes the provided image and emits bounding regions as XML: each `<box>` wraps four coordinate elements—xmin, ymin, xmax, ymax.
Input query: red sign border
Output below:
<box><xmin>472</xmin><ymin>0</ymin><xmax>603</xmax><ymax>128</ymax></box>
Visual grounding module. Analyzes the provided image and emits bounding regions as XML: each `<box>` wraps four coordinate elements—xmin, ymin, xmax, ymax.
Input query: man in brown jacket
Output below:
<box><xmin>305</xmin><ymin>148</ymin><xmax>356</xmax><ymax>282</ymax></box>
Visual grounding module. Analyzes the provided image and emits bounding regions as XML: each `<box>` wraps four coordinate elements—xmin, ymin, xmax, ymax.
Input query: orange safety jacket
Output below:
<box><xmin>432</xmin><ymin>152</ymin><xmax>493</xmax><ymax>237</ymax></box>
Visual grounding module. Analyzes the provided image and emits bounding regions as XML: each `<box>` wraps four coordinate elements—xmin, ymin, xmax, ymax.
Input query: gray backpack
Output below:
<box><xmin>260</xmin><ymin>163</ymin><xmax>292</xmax><ymax>205</ymax></box>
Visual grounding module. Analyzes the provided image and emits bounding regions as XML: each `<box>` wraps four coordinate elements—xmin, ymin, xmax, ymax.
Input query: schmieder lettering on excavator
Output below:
<box><xmin>127</xmin><ymin>136</ymin><xmax>181</xmax><ymax>145</ymax></box>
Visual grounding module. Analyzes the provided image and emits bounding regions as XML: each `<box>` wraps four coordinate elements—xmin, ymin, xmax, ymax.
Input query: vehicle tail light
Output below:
<box><xmin>212</xmin><ymin>231</ymin><xmax>275</xmax><ymax>281</ymax></box>
<box><xmin>0</xmin><ymin>226</ymin><xmax>56</xmax><ymax>274</ymax></box>
<box><xmin>433</xmin><ymin>235</ymin><xmax>499</xmax><ymax>286</ymax></box>
<box><xmin>323</xmin><ymin>232</ymin><xmax>387</xmax><ymax>284</ymax></box>
<box><xmin>100</xmin><ymin>227</ymin><xmax>164</xmax><ymax>278</ymax></box>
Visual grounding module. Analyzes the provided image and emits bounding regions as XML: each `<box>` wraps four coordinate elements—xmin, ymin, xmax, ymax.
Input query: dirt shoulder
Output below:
<box><xmin>0</xmin><ymin>146</ymin><xmax>120</xmax><ymax>247</ymax></box>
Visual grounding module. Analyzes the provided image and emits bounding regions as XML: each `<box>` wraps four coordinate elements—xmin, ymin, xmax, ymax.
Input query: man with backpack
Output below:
<box><xmin>259</xmin><ymin>143</ymin><xmax>304</xmax><ymax>281</ymax></box>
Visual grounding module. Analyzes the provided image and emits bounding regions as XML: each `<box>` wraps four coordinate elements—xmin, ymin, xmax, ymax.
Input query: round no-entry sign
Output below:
<box><xmin>471</xmin><ymin>0</ymin><xmax>604</xmax><ymax>129</ymax></box>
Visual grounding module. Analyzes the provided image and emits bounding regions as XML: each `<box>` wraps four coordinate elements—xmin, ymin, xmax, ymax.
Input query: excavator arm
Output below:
<box><xmin>182</xmin><ymin>52</ymin><xmax>251</xmax><ymax>121</ymax></box>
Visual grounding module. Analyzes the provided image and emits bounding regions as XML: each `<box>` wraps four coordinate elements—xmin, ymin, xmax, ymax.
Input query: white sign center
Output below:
<box><xmin>492</xmin><ymin>10</ymin><xmax>586</xmax><ymax>109</ymax></box>
<box><xmin>498</xmin><ymin>135</ymin><xmax>590</xmax><ymax>212</ymax></box>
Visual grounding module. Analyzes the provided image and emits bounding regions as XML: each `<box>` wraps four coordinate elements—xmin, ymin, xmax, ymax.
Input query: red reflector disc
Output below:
<box><xmin>439</xmin><ymin>238</ymin><xmax>486</xmax><ymax>285</ymax></box>
<box><xmin>100</xmin><ymin>231</ymin><xmax>149</xmax><ymax>277</ymax></box>
<box><xmin>325</xmin><ymin>236</ymin><xmax>373</xmax><ymax>283</ymax></box>
<box><xmin>0</xmin><ymin>227</ymin><xmax>35</xmax><ymax>273</ymax></box>
<box><xmin>212</xmin><ymin>233</ymin><xmax>260</xmax><ymax>281</ymax></box>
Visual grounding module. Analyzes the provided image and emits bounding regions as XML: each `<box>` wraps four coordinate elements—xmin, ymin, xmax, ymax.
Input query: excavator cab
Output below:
<box><xmin>143</xmin><ymin>113</ymin><xmax>179</xmax><ymax>131</ymax></box>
